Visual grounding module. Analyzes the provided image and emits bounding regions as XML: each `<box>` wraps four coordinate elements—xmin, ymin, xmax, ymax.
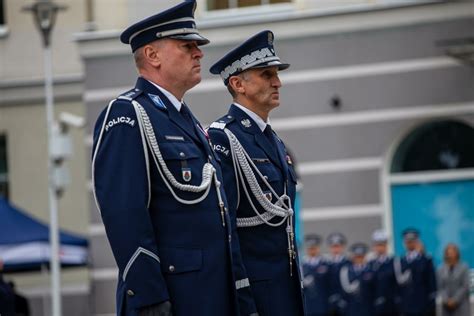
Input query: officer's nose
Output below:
<box><xmin>272</xmin><ymin>74</ymin><xmax>282</xmax><ymax>88</ymax></box>
<box><xmin>193</xmin><ymin>46</ymin><xmax>203</xmax><ymax>59</ymax></box>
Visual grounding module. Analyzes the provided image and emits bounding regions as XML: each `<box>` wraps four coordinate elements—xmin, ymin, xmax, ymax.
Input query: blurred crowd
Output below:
<box><xmin>303</xmin><ymin>228</ymin><xmax>472</xmax><ymax>316</ymax></box>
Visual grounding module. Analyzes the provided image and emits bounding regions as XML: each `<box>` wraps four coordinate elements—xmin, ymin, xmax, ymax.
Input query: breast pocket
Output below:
<box><xmin>252</xmin><ymin>159</ymin><xmax>280</xmax><ymax>184</ymax></box>
<box><xmin>158</xmin><ymin>142</ymin><xmax>202</xmax><ymax>184</ymax></box>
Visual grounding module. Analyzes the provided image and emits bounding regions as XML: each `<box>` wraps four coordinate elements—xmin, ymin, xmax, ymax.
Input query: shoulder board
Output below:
<box><xmin>209</xmin><ymin>122</ymin><xmax>227</xmax><ymax>130</ymax></box>
<box><xmin>117</xmin><ymin>88</ymin><xmax>143</xmax><ymax>101</ymax></box>
<box><xmin>209</xmin><ymin>115</ymin><xmax>235</xmax><ymax>130</ymax></box>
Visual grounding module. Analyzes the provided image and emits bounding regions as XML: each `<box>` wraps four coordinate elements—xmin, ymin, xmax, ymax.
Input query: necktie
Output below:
<box><xmin>264</xmin><ymin>124</ymin><xmax>278</xmax><ymax>148</ymax></box>
<box><xmin>180</xmin><ymin>103</ymin><xmax>194</xmax><ymax>127</ymax></box>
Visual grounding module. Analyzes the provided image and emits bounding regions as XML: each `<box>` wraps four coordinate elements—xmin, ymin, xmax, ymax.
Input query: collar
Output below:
<box><xmin>354</xmin><ymin>263</ymin><xmax>367</xmax><ymax>272</ymax></box>
<box><xmin>233</xmin><ymin>102</ymin><xmax>269</xmax><ymax>132</ymax></box>
<box><xmin>147</xmin><ymin>79</ymin><xmax>183</xmax><ymax>112</ymax></box>
<box><xmin>377</xmin><ymin>255</ymin><xmax>388</xmax><ymax>263</ymax></box>
<box><xmin>406</xmin><ymin>250</ymin><xmax>419</xmax><ymax>260</ymax></box>
<box><xmin>332</xmin><ymin>254</ymin><xmax>345</xmax><ymax>263</ymax></box>
<box><xmin>305</xmin><ymin>256</ymin><xmax>322</xmax><ymax>266</ymax></box>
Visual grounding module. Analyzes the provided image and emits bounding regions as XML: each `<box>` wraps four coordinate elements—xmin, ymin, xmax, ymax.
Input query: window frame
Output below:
<box><xmin>198</xmin><ymin>0</ymin><xmax>295</xmax><ymax>24</ymax></box>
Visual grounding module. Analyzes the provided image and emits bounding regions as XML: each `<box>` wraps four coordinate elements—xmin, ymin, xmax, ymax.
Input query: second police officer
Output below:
<box><xmin>208</xmin><ymin>30</ymin><xmax>305</xmax><ymax>315</ymax></box>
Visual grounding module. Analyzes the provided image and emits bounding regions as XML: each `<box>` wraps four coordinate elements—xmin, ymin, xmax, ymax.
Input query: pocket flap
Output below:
<box><xmin>159</xmin><ymin>142</ymin><xmax>201</xmax><ymax>160</ymax></box>
<box><xmin>160</xmin><ymin>247</ymin><xmax>202</xmax><ymax>274</ymax></box>
<box><xmin>253</xmin><ymin>161</ymin><xmax>279</xmax><ymax>183</ymax></box>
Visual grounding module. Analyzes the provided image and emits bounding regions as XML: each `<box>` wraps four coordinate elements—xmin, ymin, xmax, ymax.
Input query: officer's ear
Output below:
<box><xmin>228</xmin><ymin>75</ymin><xmax>245</xmax><ymax>94</ymax></box>
<box><xmin>142</xmin><ymin>43</ymin><xmax>162</xmax><ymax>68</ymax></box>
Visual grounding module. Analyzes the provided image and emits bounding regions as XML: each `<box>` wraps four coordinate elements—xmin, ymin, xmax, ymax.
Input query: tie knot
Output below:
<box><xmin>264</xmin><ymin>124</ymin><xmax>273</xmax><ymax>136</ymax></box>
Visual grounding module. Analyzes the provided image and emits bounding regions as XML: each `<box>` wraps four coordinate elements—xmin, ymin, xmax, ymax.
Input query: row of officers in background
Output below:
<box><xmin>302</xmin><ymin>228</ymin><xmax>472</xmax><ymax>316</ymax></box>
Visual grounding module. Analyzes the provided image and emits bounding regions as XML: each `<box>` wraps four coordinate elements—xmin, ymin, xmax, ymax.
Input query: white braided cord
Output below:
<box><xmin>340</xmin><ymin>266</ymin><xmax>360</xmax><ymax>294</ymax></box>
<box><xmin>132</xmin><ymin>101</ymin><xmax>216</xmax><ymax>205</ymax></box>
<box><xmin>223</xmin><ymin>128</ymin><xmax>293</xmax><ymax>227</ymax></box>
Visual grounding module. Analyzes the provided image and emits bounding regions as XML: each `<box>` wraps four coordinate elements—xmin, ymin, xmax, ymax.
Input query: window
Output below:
<box><xmin>207</xmin><ymin>0</ymin><xmax>290</xmax><ymax>11</ymax></box>
<box><xmin>0</xmin><ymin>135</ymin><xmax>8</xmax><ymax>199</ymax></box>
<box><xmin>391</xmin><ymin>120</ymin><xmax>474</xmax><ymax>173</ymax></box>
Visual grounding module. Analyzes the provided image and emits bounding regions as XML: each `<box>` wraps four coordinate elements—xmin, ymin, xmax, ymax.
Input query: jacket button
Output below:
<box><xmin>127</xmin><ymin>289</ymin><xmax>135</xmax><ymax>296</ymax></box>
<box><xmin>169</xmin><ymin>265</ymin><xmax>175</xmax><ymax>272</ymax></box>
<box><xmin>179</xmin><ymin>152</ymin><xmax>185</xmax><ymax>158</ymax></box>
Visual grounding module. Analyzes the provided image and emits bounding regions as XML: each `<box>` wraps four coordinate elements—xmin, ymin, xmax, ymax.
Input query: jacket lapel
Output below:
<box><xmin>135</xmin><ymin>78</ymin><xmax>201</xmax><ymax>143</ymax></box>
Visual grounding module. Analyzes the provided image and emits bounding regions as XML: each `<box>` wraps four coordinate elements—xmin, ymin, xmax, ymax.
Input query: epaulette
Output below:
<box><xmin>117</xmin><ymin>88</ymin><xmax>143</xmax><ymax>101</ymax></box>
<box><xmin>208</xmin><ymin>114</ymin><xmax>235</xmax><ymax>130</ymax></box>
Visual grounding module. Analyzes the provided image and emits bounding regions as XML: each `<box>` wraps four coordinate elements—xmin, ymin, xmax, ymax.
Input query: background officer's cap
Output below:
<box><xmin>350</xmin><ymin>243</ymin><xmax>368</xmax><ymax>256</ymax></box>
<box><xmin>402</xmin><ymin>227</ymin><xmax>420</xmax><ymax>241</ymax></box>
<box><xmin>327</xmin><ymin>232</ymin><xmax>347</xmax><ymax>246</ymax></box>
<box><xmin>120</xmin><ymin>0</ymin><xmax>209</xmax><ymax>52</ymax></box>
<box><xmin>372</xmin><ymin>229</ymin><xmax>388</xmax><ymax>244</ymax></box>
<box><xmin>210</xmin><ymin>30</ymin><xmax>290</xmax><ymax>85</ymax></box>
<box><xmin>305</xmin><ymin>234</ymin><xmax>322</xmax><ymax>248</ymax></box>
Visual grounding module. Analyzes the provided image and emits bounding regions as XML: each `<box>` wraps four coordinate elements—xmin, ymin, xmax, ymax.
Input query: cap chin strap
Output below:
<box><xmin>224</xmin><ymin>127</ymin><xmax>296</xmax><ymax>274</ymax></box>
<box><xmin>128</xmin><ymin>17</ymin><xmax>196</xmax><ymax>43</ymax></box>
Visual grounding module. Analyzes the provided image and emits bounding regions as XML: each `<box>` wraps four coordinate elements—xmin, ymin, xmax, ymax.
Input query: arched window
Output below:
<box><xmin>391</xmin><ymin>120</ymin><xmax>474</xmax><ymax>173</ymax></box>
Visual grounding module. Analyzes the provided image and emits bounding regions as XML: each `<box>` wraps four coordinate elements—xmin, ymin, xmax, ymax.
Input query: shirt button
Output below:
<box><xmin>179</xmin><ymin>152</ymin><xmax>185</xmax><ymax>158</ymax></box>
<box><xmin>169</xmin><ymin>265</ymin><xmax>175</xmax><ymax>272</ymax></box>
<box><xmin>127</xmin><ymin>289</ymin><xmax>135</xmax><ymax>296</ymax></box>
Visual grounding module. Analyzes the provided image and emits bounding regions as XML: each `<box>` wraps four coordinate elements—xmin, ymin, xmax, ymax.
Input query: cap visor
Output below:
<box><xmin>253</xmin><ymin>60</ymin><xmax>290</xmax><ymax>71</ymax></box>
<box><xmin>169</xmin><ymin>33</ymin><xmax>210</xmax><ymax>45</ymax></box>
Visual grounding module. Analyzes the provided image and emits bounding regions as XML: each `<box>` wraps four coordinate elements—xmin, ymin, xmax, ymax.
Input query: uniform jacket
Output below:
<box><xmin>369</xmin><ymin>256</ymin><xmax>399</xmax><ymax>316</ymax></box>
<box><xmin>303</xmin><ymin>257</ymin><xmax>331</xmax><ymax>316</ymax></box>
<box><xmin>328</xmin><ymin>255</ymin><xmax>351</xmax><ymax>313</ymax></box>
<box><xmin>92</xmin><ymin>78</ymin><xmax>253</xmax><ymax>316</ymax></box>
<box><xmin>339</xmin><ymin>264</ymin><xmax>375</xmax><ymax>316</ymax></box>
<box><xmin>437</xmin><ymin>262</ymin><xmax>471</xmax><ymax>316</ymax></box>
<box><xmin>208</xmin><ymin>104</ymin><xmax>305</xmax><ymax>316</ymax></box>
<box><xmin>0</xmin><ymin>275</ymin><xmax>15</xmax><ymax>316</ymax></box>
<box><xmin>395</xmin><ymin>253</ymin><xmax>437</xmax><ymax>315</ymax></box>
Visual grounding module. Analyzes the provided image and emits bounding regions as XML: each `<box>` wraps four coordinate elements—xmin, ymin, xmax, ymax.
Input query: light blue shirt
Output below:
<box><xmin>148</xmin><ymin>79</ymin><xmax>183</xmax><ymax>112</ymax></box>
<box><xmin>233</xmin><ymin>102</ymin><xmax>269</xmax><ymax>132</ymax></box>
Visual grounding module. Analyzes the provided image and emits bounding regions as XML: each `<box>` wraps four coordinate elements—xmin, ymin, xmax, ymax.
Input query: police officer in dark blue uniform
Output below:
<box><xmin>207</xmin><ymin>30</ymin><xmax>305</xmax><ymax>316</ymax></box>
<box><xmin>369</xmin><ymin>229</ymin><xmax>399</xmax><ymax>316</ymax></box>
<box><xmin>394</xmin><ymin>228</ymin><xmax>437</xmax><ymax>316</ymax></box>
<box><xmin>326</xmin><ymin>232</ymin><xmax>350</xmax><ymax>316</ymax></box>
<box><xmin>338</xmin><ymin>243</ymin><xmax>375</xmax><ymax>316</ymax></box>
<box><xmin>303</xmin><ymin>234</ymin><xmax>331</xmax><ymax>316</ymax></box>
<box><xmin>0</xmin><ymin>259</ymin><xmax>15</xmax><ymax>316</ymax></box>
<box><xmin>92</xmin><ymin>2</ymin><xmax>256</xmax><ymax>315</ymax></box>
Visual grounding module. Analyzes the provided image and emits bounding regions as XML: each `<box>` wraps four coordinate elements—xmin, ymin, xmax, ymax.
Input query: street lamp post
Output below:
<box><xmin>22</xmin><ymin>1</ymin><xmax>66</xmax><ymax>316</ymax></box>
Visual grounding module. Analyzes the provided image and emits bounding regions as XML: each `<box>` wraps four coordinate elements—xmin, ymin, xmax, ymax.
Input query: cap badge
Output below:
<box><xmin>268</xmin><ymin>32</ymin><xmax>273</xmax><ymax>45</ymax></box>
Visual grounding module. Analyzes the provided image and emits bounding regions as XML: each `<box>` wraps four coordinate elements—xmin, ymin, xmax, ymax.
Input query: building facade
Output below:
<box><xmin>1</xmin><ymin>0</ymin><xmax>473</xmax><ymax>315</ymax></box>
<box><xmin>76</xmin><ymin>1</ymin><xmax>474</xmax><ymax>314</ymax></box>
